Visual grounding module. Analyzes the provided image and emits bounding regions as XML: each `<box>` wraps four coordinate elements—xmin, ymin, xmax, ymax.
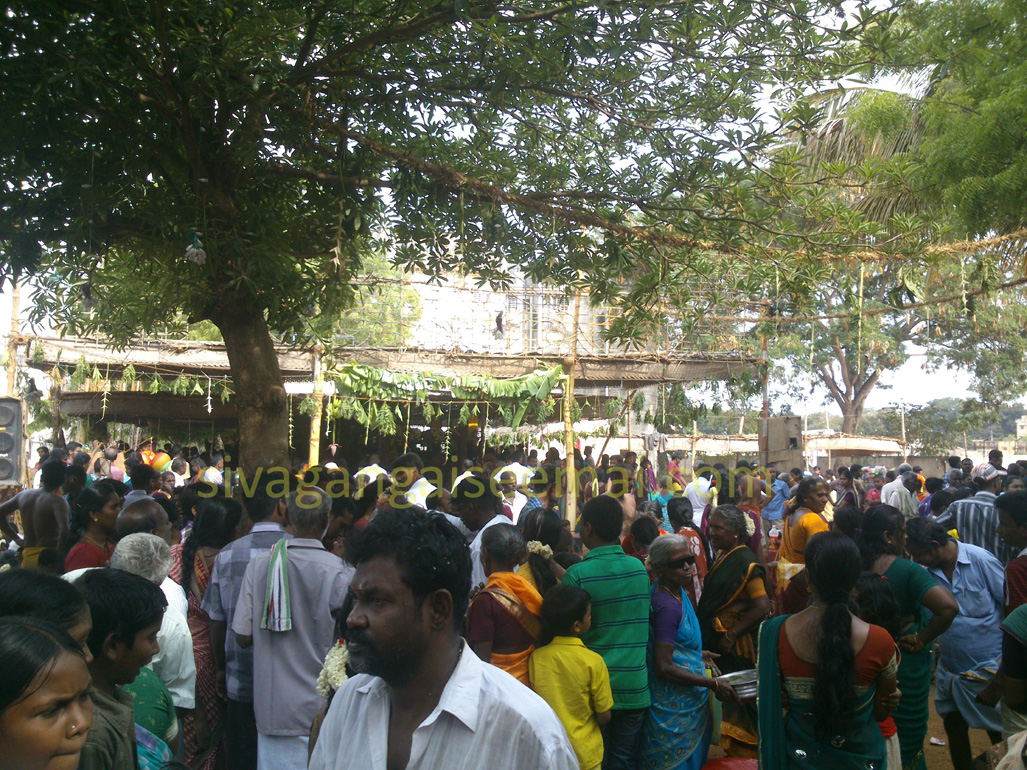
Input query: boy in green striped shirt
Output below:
<box><xmin>563</xmin><ymin>496</ymin><xmax>651</xmax><ymax>770</ymax></box>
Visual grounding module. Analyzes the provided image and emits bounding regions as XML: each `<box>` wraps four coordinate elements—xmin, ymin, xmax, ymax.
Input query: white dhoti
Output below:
<box><xmin>257</xmin><ymin>733</ymin><xmax>309</xmax><ymax>770</ymax></box>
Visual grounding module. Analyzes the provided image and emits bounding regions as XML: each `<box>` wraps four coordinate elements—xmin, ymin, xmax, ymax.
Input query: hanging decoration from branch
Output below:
<box><xmin>325</xmin><ymin>362</ymin><xmax>563</xmax><ymax>436</ymax></box>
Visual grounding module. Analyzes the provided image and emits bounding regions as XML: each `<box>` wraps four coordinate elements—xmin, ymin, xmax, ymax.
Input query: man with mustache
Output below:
<box><xmin>309</xmin><ymin>507</ymin><xmax>577</xmax><ymax>770</ymax></box>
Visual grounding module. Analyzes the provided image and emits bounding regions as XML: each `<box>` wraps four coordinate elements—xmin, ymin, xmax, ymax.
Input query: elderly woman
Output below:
<box><xmin>639</xmin><ymin>534</ymin><xmax>735</xmax><ymax>770</ymax></box>
<box><xmin>466</xmin><ymin>523</ymin><xmax>543</xmax><ymax>685</ymax></box>
<box><xmin>776</xmin><ymin>476</ymin><xmax>831</xmax><ymax>615</ymax></box>
<box><xmin>696</xmin><ymin>504</ymin><xmax>770</xmax><ymax>758</ymax></box>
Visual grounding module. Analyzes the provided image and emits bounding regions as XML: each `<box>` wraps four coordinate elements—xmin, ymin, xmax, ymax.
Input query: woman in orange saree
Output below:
<box><xmin>465</xmin><ymin>523</ymin><xmax>542</xmax><ymax>685</ymax></box>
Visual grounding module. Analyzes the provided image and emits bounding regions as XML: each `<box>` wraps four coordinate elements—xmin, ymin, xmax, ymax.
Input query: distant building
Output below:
<box><xmin>1017</xmin><ymin>415</ymin><xmax>1027</xmax><ymax>440</ymax></box>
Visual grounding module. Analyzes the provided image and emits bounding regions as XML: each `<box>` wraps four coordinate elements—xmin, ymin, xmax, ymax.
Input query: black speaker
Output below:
<box><xmin>0</xmin><ymin>398</ymin><xmax>24</xmax><ymax>486</ymax></box>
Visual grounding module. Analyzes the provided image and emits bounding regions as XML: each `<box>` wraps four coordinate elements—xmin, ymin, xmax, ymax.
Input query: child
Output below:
<box><xmin>75</xmin><ymin>568</ymin><xmax>167</xmax><ymax>770</ymax></box>
<box><xmin>0</xmin><ymin>616</ymin><xmax>92</xmax><ymax>770</ymax></box>
<box><xmin>529</xmin><ymin>585</ymin><xmax>613</xmax><ymax>770</ymax></box>
<box><xmin>854</xmin><ymin>571</ymin><xmax>903</xmax><ymax>770</ymax></box>
<box><xmin>866</xmin><ymin>474</ymin><xmax>885</xmax><ymax>506</ymax></box>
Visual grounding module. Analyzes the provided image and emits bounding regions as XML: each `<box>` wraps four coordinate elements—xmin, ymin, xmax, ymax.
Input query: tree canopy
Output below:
<box><xmin>2</xmin><ymin>0</ymin><xmax>903</xmax><ymax>468</ymax></box>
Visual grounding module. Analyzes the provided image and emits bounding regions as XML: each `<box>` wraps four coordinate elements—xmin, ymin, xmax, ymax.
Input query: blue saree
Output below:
<box><xmin>638</xmin><ymin>585</ymin><xmax>712</xmax><ymax>770</ymax></box>
<box><xmin>758</xmin><ymin>615</ymin><xmax>886</xmax><ymax>770</ymax></box>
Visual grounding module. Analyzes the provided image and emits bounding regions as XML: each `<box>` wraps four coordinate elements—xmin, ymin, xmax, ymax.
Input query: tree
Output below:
<box><xmin>762</xmin><ymin>62</ymin><xmax>1027</xmax><ymax>431</ymax></box>
<box><xmin>893</xmin><ymin>0</ymin><xmax>1027</xmax><ymax>235</ymax></box>
<box><xmin>878</xmin><ymin>398</ymin><xmax>983</xmax><ymax>456</ymax></box>
<box><xmin>1</xmin><ymin>0</ymin><xmax>887</xmax><ymax>470</ymax></box>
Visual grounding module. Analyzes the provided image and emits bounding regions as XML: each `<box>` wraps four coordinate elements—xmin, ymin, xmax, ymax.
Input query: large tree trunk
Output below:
<box><xmin>840</xmin><ymin>398</ymin><xmax>863</xmax><ymax>434</ymax></box>
<box><xmin>814</xmin><ymin>347</ymin><xmax>883</xmax><ymax>436</ymax></box>
<box><xmin>211</xmin><ymin>296</ymin><xmax>290</xmax><ymax>474</ymax></box>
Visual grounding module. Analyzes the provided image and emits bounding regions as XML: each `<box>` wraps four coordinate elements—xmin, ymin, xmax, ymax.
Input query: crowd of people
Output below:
<box><xmin>2</xmin><ymin>440</ymin><xmax>1027</xmax><ymax>770</ymax></box>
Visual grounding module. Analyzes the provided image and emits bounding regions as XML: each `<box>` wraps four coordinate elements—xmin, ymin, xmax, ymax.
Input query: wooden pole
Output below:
<box><xmin>6</xmin><ymin>277</ymin><xmax>20</xmax><ymax>397</ymax></box>
<box><xmin>563</xmin><ymin>293</ymin><xmax>581</xmax><ymax>528</ymax></box>
<box><xmin>760</xmin><ymin>331</ymin><xmax>769</xmax><ymax>467</ymax></box>
<box><xmin>308</xmin><ymin>345</ymin><xmax>324</xmax><ymax>466</ymax></box>
<box><xmin>803</xmin><ymin>412</ymin><xmax>809</xmax><ymax>469</ymax></box>
<box><xmin>900</xmin><ymin>404</ymin><xmax>908</xmax><ymax>462</ymax></box>
<box><xmin>690</xmin><ymin>419</ymin><xmax>698</xmax><ymax>477</ymax></box>
<box><xmin>626</xmin><ymin>394</ymin><xmax>632</xmax><ymax>452</ymax></box>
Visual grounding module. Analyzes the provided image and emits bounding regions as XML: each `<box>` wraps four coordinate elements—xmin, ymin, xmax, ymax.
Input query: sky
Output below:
<box><xmin>0</xmin><ymin>279</ymin><xmax>984</xmax><ymax>420</ymax></box>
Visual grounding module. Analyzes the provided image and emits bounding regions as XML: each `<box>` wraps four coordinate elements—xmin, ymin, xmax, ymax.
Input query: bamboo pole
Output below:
<box><xmin>690</xmin><ymin>420</ymin><xmax>698</xmax><ymax>476</ymax></box>
<box><xmin>564</xmin><ymin>293</ymin><xmax>581</xmax><ymax>528</ymax></box>
<box><xmin>7</xmin><ymin>277</ymin><xmax>20</xmax><ymax>397</ymax></box>
<box><xmin>900</xmin><ymin>404</ymin><xmax>908</xmax><ymax>462</ymax></box>
<box><xmin>308</xmin><ymin>345</ymin><xmax>324</xmax><ymax>466</ymax></box>
<box><xmin>760</xmin><ymin>331</ymin><xmax>769</xmax><ymax>467</ymax></box>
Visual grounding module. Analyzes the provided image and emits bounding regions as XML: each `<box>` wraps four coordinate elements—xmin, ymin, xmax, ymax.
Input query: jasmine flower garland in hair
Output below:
<box><xmin>526</xmin><ymin>540</ymin><xmax>553</xmax><ymax>560</ymax></box>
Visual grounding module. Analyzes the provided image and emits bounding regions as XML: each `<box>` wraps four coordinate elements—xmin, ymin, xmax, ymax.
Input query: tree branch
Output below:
<box><xmin>290</xmin><ymin>2</ymin><xmax>498</xmax><ymax>84</ymax></box>
<box><xmin>309</xmin><ymin>119</ymin><xmax>728</xmax><ymax>253</ymax></box>
<box><xmin>265</xmin><ymin>164</ymin><xmax>391</xmax><ymax>189</ymax></box>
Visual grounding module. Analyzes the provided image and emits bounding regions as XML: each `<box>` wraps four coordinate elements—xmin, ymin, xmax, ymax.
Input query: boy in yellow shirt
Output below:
<box><xmin>529</xmin><ymin>585</ymin><xmax>613</xmax><ymax>770</ymax></box>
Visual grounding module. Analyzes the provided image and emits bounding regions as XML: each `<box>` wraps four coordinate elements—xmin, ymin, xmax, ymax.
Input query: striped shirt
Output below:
<box><xmin>942</xmin><ymin>491</ymin><xmax>1017</xmax><ymax>565</ymax></box>
<box><xmin>201</xmin><ymin>523</ymin><xmax>292</xmax><ymax>701</ymax></box>
<box><xmin>562</xmin><ymin>544</ymin><xmax>651</xmax><ymax>710</ymax></box>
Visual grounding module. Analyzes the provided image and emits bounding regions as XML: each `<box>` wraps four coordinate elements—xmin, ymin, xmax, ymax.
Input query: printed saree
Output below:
<box><xmin>638</xmin><ymin>585</ymin><xmax>712</xmax><ymax>770</ymax></box>
<box><xmin>170</xmin><ymin>545</ymin><xmax>225</xmax><ymax>770</ymax></box>
<box><xmin>696</xmin><ymin>545</ymin><xmax>766</xmax><ymax>757</ymax></box>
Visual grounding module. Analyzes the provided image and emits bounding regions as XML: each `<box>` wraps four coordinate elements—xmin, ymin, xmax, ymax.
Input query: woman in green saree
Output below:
<box><xmin>696</xmin><ymin>505</ymin><xmax>771</xmax><ymax>757</ymax></box>
<box><xmin>856</xmin><ymin>505</ymin><xmax>958</xmax><ymax>770</ymax></box>
<box><xmin>758</xmin><ymin>531</ymin><xmax>900</xmax><ymax>770</ymax></box>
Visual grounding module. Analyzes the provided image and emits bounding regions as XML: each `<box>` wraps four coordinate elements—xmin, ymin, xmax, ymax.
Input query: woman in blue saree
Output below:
<box><xmin>639</xmin><ymin>534</ymin><xmax>737</xmax><ymax>770</ymax></box>
<box><xmin>758</xmin><ymin>531</ymin><xmax>899</xmax><ymax>770</ymax></box>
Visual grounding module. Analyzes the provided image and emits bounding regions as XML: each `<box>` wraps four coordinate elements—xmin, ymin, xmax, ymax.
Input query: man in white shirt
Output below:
<box><xmin>202</xmin><ymin>454</ymin><xmax>225</xmax><ymax>485</ymax></box>
<box><xmin>498</xmin><ymin>450</ymin><xmax>533</xmax><ymax>489</ymax></box>
<box><xmin>452</xmin><ymin>474</ymin><xmax>507</xmax><ymax>589</ymax></box>
<box><xmin>451</xmin><ymin>458</ymin><xmax>476</xmax><ymax>493</ymax></box>
<box><xmin>355</xmin><ymin>453</ymin><xmax>389</xmax><ymax>488</ymax></box>
<box><xmin>887</xmin><ymin>471</ymin><xmax>921</xmax><ymax>519</ymax></box>
<box><xmin>308</xmin><ymin>508</ymin><xmax>577</xmax><ymax>770</ymax></box>
<box><xmin>170</xmin><ymin>457</ymin><xmax>188</xmax><ymax>487</ymax></box>
<box><xmin>881</xmin><ymin>462</ymin><xmax>914</xmax><ymax>510</ymax></box>
<box><xmin>391</xmin><ymin>452</ymin><xmax>436</xmax><ymax>509</ymax></box>
<box><xmin>498</xmin><ymin>470</ymin><xmax>528</xmax><ymax>523</ymax></box>
<box><xmin>684</xmin><ymin>463</ymin><xmax>713</xmax><ymax>526</ymax></box>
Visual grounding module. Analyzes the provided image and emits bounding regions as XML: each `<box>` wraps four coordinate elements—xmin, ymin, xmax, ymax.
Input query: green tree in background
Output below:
<box><xmin>896</xmin><ymin>0</ymin><xmax>1027</xmax><ymax>235</ymax></box>
<box><xmin>0</xmin><ymin>0</ymin><xmax>891</xmax><ymax>470</ymax></box>
<box><xmin>760</xmin><ymin>15</ymin><xmax>1027</xmax><ymax>431</ymax></box>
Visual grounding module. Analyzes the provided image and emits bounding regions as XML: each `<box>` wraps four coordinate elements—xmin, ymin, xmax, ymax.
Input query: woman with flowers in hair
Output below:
<box><xmin>517</xmin><ymin>507</ymin><xmax>566</xmax><ymax>595</ymax></box>
<box><xmin>696</xmin><ymin>504</ymin><xmax>771</xmax><ymax>758</ymax></box>
<box><xmin>466</xmin><ymin>523</ymin><xmax>543</xmax><ymax>686</ymax></box>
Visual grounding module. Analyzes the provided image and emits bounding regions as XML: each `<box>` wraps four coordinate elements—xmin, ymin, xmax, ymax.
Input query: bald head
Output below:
<box><xmin>117</xmin><ymin>498</ymin><xmax>174</xmax><ymax>545</ymax></box>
